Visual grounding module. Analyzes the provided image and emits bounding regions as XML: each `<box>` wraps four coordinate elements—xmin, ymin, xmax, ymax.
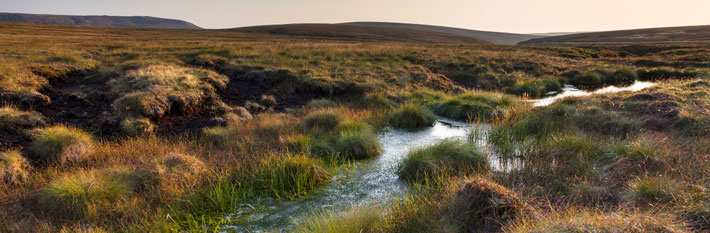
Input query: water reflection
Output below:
<box><xmin>528</xmin><ymin>81</ymin><xmax>656</xmax><ymax>107</ymax></box>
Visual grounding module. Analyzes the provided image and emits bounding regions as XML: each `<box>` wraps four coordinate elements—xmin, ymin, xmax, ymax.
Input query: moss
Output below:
<box><xmin>39</xmin><ymin>170</ymin><xmax>132</xmax><ymax>220</ymax></box>
<box><xmin>0</xmin><ymin>150</ymin><xmax>31</xmax><ymax>185</ymax></box>
<box><xmin>28</xmin><ymin>125</ymin><xmax>95</xmax><ymax>165</ymax></box>
<box><xmin>452</xmin><ymin>177</ymin><xmax>522</xmax><ymax>233</ymax></box>
<box><xmin>397</xmin><ymin>140</ymin><xmax>488</xmax><ymax>183</ymax></box>
<box><xmin>303</xmin><ymin>110</ymin><xmax>344</xmax><ymax>133</ymax></box>
<box><xmin>0</xmin><ymin>106</ymin><xmax>46</xmax><ymax>133</ymax></box>
<box><xmin>627</xmin><ymin>176</ymin><xmax>682</xmax><ymax>204</ymax></box>
<box><xmin>388</xmin><ymin>103</ymin><xmax>436</xmax><ymax>130</ymax></box>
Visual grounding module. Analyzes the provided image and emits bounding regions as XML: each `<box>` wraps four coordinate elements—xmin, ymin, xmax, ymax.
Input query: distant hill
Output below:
<box><xmin>343</xmin><ymin>22</ymin><xmax>542</xmax><ymax>45</ymax></box>
<box><xmin>519</xmin><ymin>25</ymin><xmax>710</xmax><ymax>45</ymax></box>
<box><xmin>0</xmin><ymin>12</ymin><xmax>201</xmax><ymax>29</ymax></box>
<box><xmin>229</xmin><ymin>23</ymin><xmax>490</xmax><ymax>44</ymax></box>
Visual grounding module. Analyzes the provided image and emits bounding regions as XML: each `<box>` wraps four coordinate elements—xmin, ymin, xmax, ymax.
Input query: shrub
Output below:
<box><xmin>303</xmin><ymin>111</ymin><xmax>344</xmax><ymax>133</ymax></box>
<box><xmin>0</xmin><ymin>150</ymin><xmax>31</xmax><ymax>185</ymax></box>
<box><xmin>388</xmin><ymin>103</ymin><xmax>436</xmax><ymax>130</ymax></box>
<box><xmin>333</xmin><ymin>130</ymin><xmax>382</xmax><ymax>160</ymax></box>
<box><xmin>257</xmin><ymin>154</ymin><xmax>332</xmax><ymax>199</ymax></box>
<box><xmin>627</xmin><ymin>176</ymin><xmax>682</xmax><ymax>204</ymax></box>
<box><xmin>452</xmin><ymin>177</ymin><xmax>522</xmax><ymax>233</ymax></box>
<box><xmin>28</xmin><ymin>125</ymin><xmax>95</xmax><ymax>165</ymax></box>
<box><xmin>0</xmin><ymin>106</ymin><xmax>46</xmax><ymax>133</ymax></box>
<box><xmin>397</xmin><ymin>140</ymin><xmax>488</xmax><ymax>183</ymax></box>
<box><xmin>38</xmin><ymin>170</ymin><xmax>132</xmax><ymax>220</ymax></box>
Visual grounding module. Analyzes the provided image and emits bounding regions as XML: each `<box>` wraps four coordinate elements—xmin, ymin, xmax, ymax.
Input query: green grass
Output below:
<box><xmin>0</xmin><ymin>149</ymin><xmax>30</xmax><ymax>185</ymax></box>
<box><xmin>303</xmin><ymin>110</ymin><xmax>345</xmax><ymax>133</ymax></box>
<box><xmin>256</xmin><ymin>154</ymin><xmax>332</xmax><ymax>199</ymax></box>
<box><xmin>397</xmin><ymin>140</ymin><xmax>488</xmax><ymax>183</ymax></box>
<box><xmin>433</xmin><ymin>92</ymin><xmax>517</xmax><ymax>121</ymax></box>
<box><xmin>38</xmin><ymin>170</ymin><xmax>132</xmax><ymax>220</ymax></box>
<box><xmin>627</xmin><ymin>176</ymin><xmax>682</xmax><ymax>204</ymax></box>
<box><xmin>293</xmin><ymin>204</ymin><xmax>384</xmax><ymax>233</ymax></box>
<box><xmin>505</xmin><ymin>209</ymin><xmax>689</xmax><ymax>233</ymax></box>
<box><xmin>507</xmin><ymin>77</ymin><xmax>564</xmax><ymax>98</ymax></box>
<box><xmin>387</xmin><ymin>103</ymin><xmax>436</xmax><ymax>130</ymax></box>
<box><xmin>333</xmin><ymin>129</ymin><xmax>383</xmax><ymax>160</ymax></box>
<box><xmin>27</xmin><ymin>125</ymin><xmax>95</xmax><ymax>165</ymax></box>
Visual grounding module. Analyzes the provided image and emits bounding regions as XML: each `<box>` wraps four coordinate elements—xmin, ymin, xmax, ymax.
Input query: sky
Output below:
<box><xmin>1</xmin><ymin>0</ymin><xmax>710</xmax><ymax>34</ymax></box>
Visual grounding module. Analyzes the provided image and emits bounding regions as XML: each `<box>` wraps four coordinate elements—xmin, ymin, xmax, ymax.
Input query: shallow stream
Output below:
<box><xmin>528</xmin><ymin>81</ymin><xmax>656</xmax><ymax>107</ymax></box>
<box><xmin>224</xmin><ymin>119</ymin><xmax>481</xmax><ymax>232</ymax></box>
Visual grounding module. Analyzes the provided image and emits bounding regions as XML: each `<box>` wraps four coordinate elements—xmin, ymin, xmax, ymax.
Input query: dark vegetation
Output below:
<box><xmin>0</xmin><ymin>12</ymin><xmax>201</xmax><ymax>29</ymax></box>
<box><xmin>0</xmin><ymin>21</ymin><xmax>708</xmax><ymax>232</ymax></box>
<box><xmin>520</xmin><ymin>25</ymin><xmax>710</xmax><ymax>45</ymax></box>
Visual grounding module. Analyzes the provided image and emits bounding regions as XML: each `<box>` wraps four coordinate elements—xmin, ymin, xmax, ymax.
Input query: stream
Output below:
<box><xmin>223</xmin><ymin>119</ymin><xmax>483</xmax><ymax>232</ymax></box>
<box><xmin>222</xmin><ymin>81</ymin><xmax>656</xmax><ymax>232</ymax></box>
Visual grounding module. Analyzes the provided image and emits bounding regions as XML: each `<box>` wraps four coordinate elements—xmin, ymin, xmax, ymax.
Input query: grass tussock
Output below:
<box><xmin>0</xmin><ymin>150</ymin><xmax>31</xmax><ymax>185</ymax></box>
<box><xmin>452</xmin><ymin>177</ymin><xmax>522</xmax><ymax>233</ymax></box>
<box><xmin>0</xmin><ymin>106</ymin><xmax>46</xmax><ymax>133</ymax></box>
<box><xmin>303</xmin><ymin>110</ymin><xmax>345</xmax><ymax>133</ymax></box>
<box><xmin>38</xmin><ymin>169</ymin><xmax>132</xmax><ymax>220</ymax></box>
<box><xmin>292</xmin><ymin>204</ymin><xmax>384</xmax><ymax>233</ymax></box>
<box><xmin>28</xmin><ymin>125</ymin><xmax>95</xmax><ymax>165</ymax></box>
<box><xmin>388</xmin><ymin>103</ymin><xmax>436</xmax><ymax>130</ymax></box>
<box><xmin>256</xmin><ymin>154</ymin><xmax>332</xmax><ymax>199</ymax></box>
<box><xmin>505</xmin><ymin>209</ymin><xmax>689</xmax><ymax>233</ymax></box>
<box><xmin>627</xmin><ymin>176</ymin><xmax>683</xmax><ymax>204</ymax></box>
<box><xmin>397</xmin><ymin>140</ymin><xmax>488</xmax><ymax>183</ymax></box>
<box><xmin>433</xmin><ymin>92</ymin><xmax>517</xmax><ymax>121</ymax></box>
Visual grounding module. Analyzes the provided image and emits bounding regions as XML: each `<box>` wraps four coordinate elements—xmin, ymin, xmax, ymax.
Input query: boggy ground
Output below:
<box><xmin>0</xmin><ymin>22</ymin><xmax>709</xmax><ymax>232</ymax></box>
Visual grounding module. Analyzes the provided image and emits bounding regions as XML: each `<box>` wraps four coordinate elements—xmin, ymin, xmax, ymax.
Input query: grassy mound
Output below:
<box><xmin>506</xmin><ymin>210</ymin><xmax>689</xmax><ymax>233</ymax></box>
<box><xmin>627</xmin><ymin>176</ymin><xmax>682</xmax><ymax>204</ymax></box>
<box><xmin>0</xmin><ymin>106</ymin><xmax>46</xmax><ymax>133</ymax></box>
<box><xmin>333</xmin><ymin>129</ymin><xmax>382</xmax><ymax>160</ymax></box>
<box><xmin>28</xmin><ymin>125</ymin><xmax>95</xmax><ymax>165</ymax></box>
<box><xmin>397</xmin><ymin>140</ymin><xmax>488</xmax><ymax>183</ymax></box>
<box><xmin>0</xmin><ymin>150</ymin><xmax>31</xmax><ymax>185</ymax></box>
<box><xmin>293</xmin><ymin>204</ymin><xmax>383</xmax><ymax>233</ymax></box>
<box><xmin>508</xmin><ymin>77</ymin><xmax>564</xmax><ymax>98</ymax></box>
<box><xmin>134</xmin><ymin>152</ymin><xmax>207</xmax><ymax>194</ymax></box>
<box><xmin>119</xmin><ymin>117</ymin><xmax>155</xmax><ymax>136</ymax></box>
<box><xmin>388</xmin><ymin>103</ymin><xmax>436</xmax><ymax>130</ymax></box>
<box><xmin>303</xmin><ymin>110</ymin><xmax>344</xmax><ymax>133</ymax></box>
<box><xmin>452</xmin><ymin>177</ymin><xmax>522</xmax><ymax>233</ymax></box>
<box><xmin>433</xmin><ymin>93</ymin><xmax>516</xmax><ymax>121</ymax></box>
<box><xmin>39</xmin><ymin>170</ymin><xmax>132</xmax><ymax>220</ymax></box>
<box><xmin>257</xmin><ymin>154</ymin><xmax>332</xmax><ymax>199</ymax></box>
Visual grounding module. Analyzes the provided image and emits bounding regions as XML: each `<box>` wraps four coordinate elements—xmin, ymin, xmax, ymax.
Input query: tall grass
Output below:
<box><xmin>397</xmin><ymin>140</ymin><xmax>488</xmax><ymax>183</ymax></box>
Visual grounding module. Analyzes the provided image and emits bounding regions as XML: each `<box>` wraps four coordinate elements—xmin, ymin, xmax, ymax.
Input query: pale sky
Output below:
<box><xmin>1</xmin><ymin>0</ymin><xmax>709</xmax><ymax>34</ymax></box>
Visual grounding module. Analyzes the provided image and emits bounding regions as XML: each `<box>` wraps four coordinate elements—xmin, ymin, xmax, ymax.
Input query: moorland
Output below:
<box><xmin>0</xmin><ymin>21</ymin><xmax>709</xmax><ymax>232</ymax></box>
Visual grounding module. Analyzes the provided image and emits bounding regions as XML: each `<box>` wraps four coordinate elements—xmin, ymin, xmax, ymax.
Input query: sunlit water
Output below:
<box><xmin>528</xmin><ymin>81</ymin><xmax>656</xmax><ymax>107</ymax></box>
<box><xmin>223</xmin><ymin>119</ymin><xmax>485</xmax><ymax>232</ymax></box>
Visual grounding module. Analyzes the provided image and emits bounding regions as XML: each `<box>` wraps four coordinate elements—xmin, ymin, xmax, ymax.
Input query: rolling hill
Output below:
<box><xmin>519</xmin><ymin>25</ymin><xmax>710</xmax><ymax>45</ymax></box>
<box><xmin>343</xmin><ymin>22</ymin><xmax>542</xmax><ymax>45</ymax></box>
<box><xmin>229</xmin><ymin>23</ymin><xmax>491</xmax><ymax>44</ymax></box>
<box><xmin>0</xmin><ymin>12</ymin><xmax>201</xmax><ymax>29</ymax></box>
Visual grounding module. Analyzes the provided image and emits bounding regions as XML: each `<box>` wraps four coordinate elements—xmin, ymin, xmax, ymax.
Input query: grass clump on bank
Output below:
<box><xmin>333</xmin><ymin>129</ymin><xmax>383</xmax><ymax>160</ymax></box>
<box><xmin>293</xmin><ymin>204</ymin><xmax>384</xmax><ymax>233</ymax></box>
<box><xmin>433</xmin><ymin>92</ymin><xmax>517</xmax><ymax>121</ymax></box>
<box><xmin>38</xmin><ymin>170</ymin><xmax>132</xmax><ymax>220</ymax></box>
<box><xmin>256</xmin><ymin>154</ymin><xmax>332</xmax><ymax>199</ymax></box>
<box><xmin>507</xmin><ymin>77</ymin><xmax>564</xmax><ymax>98</ymax></box>
<box><xmin>627</xmin><ymin>176</ymin><xmax>682</xmax><ymax>204</ymax></box>
<box><xmin>397</xmin><ymin>140</ymin><xmax>488</xmax><ymax>183</ymax></box>
<box><xmin>0</xmin><ymin>150</ymin><xmax>31</xmax><ymax>185</ymax></box>
<box><xmin>452</xmin><ymin>177</ymin><xmax>522</xmax><ymax>233</ymax></box>
<box><xmin>388</xmin><ymin>103</ymin><xmax>436</xmax><ymax>130</ymax></box>
<box><xmin>28</xmin><ymin>125</ymin><xmax>95</xmax><ymax>165</ymax></box>
<box><xmin>0</xmin><ymin>106</ymin><xmax>46</xmax><ymax>133</ymax></box>
<box><xmin>506</xmin><ymin>210</ymin><xmax>689</xmax><ymax>233</ymax></box>
<box><xmin>303</xmin><ymin>110</ymin><xmax>345</xmax><ymax>133</ymax></box>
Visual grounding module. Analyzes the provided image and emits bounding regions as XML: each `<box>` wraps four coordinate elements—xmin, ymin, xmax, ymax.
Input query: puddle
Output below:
<box><xmin>528</xmin><ymin>81</ymin><xmax>656</xmax><ymax>107</ymax></box>
<box><xmin>223</xmin><ymin>119</ymin><xmax>482</xmax><ymax>232</ymax></box>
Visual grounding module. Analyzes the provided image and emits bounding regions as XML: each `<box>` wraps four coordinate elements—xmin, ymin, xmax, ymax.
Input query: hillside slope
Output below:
<box><xmin>344</xmin><ymin>22</ymin><xmax>542</xmax><ymax>45</ymax></box>
<box><xmin>0</xmin><ymin>12</ymin><xmax>201</xmax><ymax>29</ymax></box>
<box><xmin>520</xmin><ymin>25</ymin><xmax>710</xmax><ymax>45</ymax></box>
<box><xmin>229</xmin><ymin>23</ymin><xmax>490</xmax><ymax>44</ymax></box>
